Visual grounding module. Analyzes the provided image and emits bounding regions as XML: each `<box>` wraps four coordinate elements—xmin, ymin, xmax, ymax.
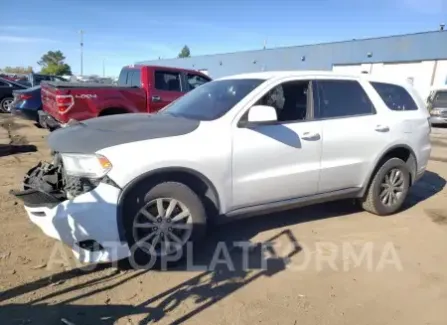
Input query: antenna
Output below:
<box><xmin>79</xmin><ymin>30</ymin><xmax>84</xmax><ymax>76</ymax></box>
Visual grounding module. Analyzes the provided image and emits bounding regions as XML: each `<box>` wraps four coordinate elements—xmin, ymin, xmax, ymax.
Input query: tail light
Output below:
<box><xmin>55</xmin><ymin>95</ymin><xmax>74</xmax><ymax>114</ymax></box>
<box><xmin>19</xmin><ymin>94</ymin><xmax>32</xmax><ymax>101</ymax></box>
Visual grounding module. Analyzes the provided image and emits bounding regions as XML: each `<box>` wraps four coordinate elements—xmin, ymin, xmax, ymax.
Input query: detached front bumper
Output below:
<box><xmin>38</xmin><ymin>111</ymin><xmax>62</xmax><ymax>130</ymax></box>
<box><xmin>12</xmin><ymin>162</ymin><xmax>130</xmax><ymax>264</ymax></box>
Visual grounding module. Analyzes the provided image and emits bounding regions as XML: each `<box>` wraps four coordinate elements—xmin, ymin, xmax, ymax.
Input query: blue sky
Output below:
<box><xmin>1</xmin><ymin>0</ymin><xmax>445</xmax><ymax>77</ymax></box>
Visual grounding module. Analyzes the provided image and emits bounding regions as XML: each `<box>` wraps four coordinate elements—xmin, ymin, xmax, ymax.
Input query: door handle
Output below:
<box><xmin>152</xmin><ymin>95</ymin><xmax>161</xmax><ymax>102</ymax></box>
<box><xmin>301</xmin><ymin>132</ymin><xmax>321</xmax><ymax>140</ymax></box>
<box><xmin>375</xmin><ymin>125</ymin><xmax>390</xmax><ymax>132</ymax></box>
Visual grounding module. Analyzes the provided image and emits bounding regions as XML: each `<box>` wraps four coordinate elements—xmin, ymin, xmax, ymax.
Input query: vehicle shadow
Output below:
<box><xmin>0</xmin><ymin>195</ymin><xmax>360</xmax><ymax>325</ymax></box>
<box><xmin>0</xmin><ymin>144</ymin><xmax>37</xmax><ymax>157</ymax></box>
<box><xmin>1</xmin><ymin>169</ymin><xmax>442</xmax><ymax>324</ymax></box>
<box><xmin>403</xmin><ymin>170</ymin><xmax>446</xmax><ymax>209</ymax></box>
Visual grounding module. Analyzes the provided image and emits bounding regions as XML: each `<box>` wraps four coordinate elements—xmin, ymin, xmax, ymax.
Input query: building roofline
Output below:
<box><xmin>217</xmin><ymin>70</ymin><xmax>415</xmax><ymax>87</ymax></box>
<box><xmin>138</xmin><ymin>29</ymin><xmax>446</xmax><ymax>63</ymax></box>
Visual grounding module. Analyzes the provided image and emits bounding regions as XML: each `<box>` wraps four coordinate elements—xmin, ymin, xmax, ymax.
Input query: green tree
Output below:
<box><xmin>178</xmin><ymin>45</ymin><xmax>191</xmax><ymax>58</ymax></box>
<box><xmin>37</xmin><ymin>50</ymin><xmax>72</xmax><ymax>75</ymax></box>
<box><xmin>3</xmin><ymin>66</ymin><xmax>33</xmax><ymax>74</ymax></box>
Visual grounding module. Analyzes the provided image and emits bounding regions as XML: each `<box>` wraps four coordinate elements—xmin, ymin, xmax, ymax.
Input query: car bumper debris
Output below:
<box><xmin>11</xmin><ymin>156</ymin><xmax>130</xmax><ymax>264</ymax></box>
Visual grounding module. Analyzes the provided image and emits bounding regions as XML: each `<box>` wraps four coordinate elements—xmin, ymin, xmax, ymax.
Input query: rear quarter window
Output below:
<box><xmin>118</xmin><ymin>69</ymin><xmax>129</xmax><ymax>85</ymax></box>
<box><xmin>130</xmin><ymin>70</ymin><xmax>141</xmax><ymax>87</ymax></box>
<box><xmin>118</xmin><ymin>68</ymin><xmax>141</xmax><ymax>87</ymax></box>
<box><xmin>371</xmin><ymin>82</ymin><xmax>418</xmax><ymax>111</ymax></box>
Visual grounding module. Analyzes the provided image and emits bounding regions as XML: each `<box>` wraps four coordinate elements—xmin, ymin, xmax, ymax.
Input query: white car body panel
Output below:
<box><xmin>25</xmin><ymin>183</ymin><xmax>129</xmax><ymax>263</ymax></box>
<box><xmin>19</xmin><ymin>70</ymin><xmax>432</xmax><ymax>263</ymax></box>
<box><xmin>231</xmin><ymin>120</ymin><xmax>322</xmax><ymax>208</ymax></box>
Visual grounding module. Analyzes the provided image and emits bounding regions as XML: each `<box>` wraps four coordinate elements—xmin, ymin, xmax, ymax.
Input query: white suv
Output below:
<box><xmin>13</xmin><ymin>71</ymin><xmax>432</xmax><ymax>265</ymax></box>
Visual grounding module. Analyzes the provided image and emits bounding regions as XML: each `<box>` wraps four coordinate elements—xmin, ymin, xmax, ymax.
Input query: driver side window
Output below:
<box><xmin>255</xmin><ymin>80</ymin><xmax>312</xmax><ymax>123</ymax></box>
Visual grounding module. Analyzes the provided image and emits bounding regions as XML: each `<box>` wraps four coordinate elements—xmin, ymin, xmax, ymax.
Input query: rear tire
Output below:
<box><xmin>124</xmin><ymin>181</ymin><xmax>207</xmax><ymax>269</ymax></box>
<box><xmin>0</xmin><ymin>97</ymin><xmax>13</xmax><ymax>113</ymax></box>
<box><xmin>360</xmin><ymin>158</ymin><xmax>410</xmax><ymax>216</ymax></box>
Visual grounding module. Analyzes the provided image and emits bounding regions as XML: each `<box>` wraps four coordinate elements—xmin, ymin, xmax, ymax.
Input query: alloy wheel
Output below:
<box><xmin>1</xmin><ymin>99</ymin><xmax>13</xmax><ymax>113</ymax></box>
<box><xmin>132</xmin><ymin>198</ymin><xmax>193</xmax><ymax>257</ymax></box>
<box><xmin>379</xmin><ymin>168</ymin><xmax>405</xmax><ymax>207</ymax></box>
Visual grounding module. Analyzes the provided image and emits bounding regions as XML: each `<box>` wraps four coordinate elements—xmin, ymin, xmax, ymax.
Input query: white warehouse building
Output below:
<box><xmin>137</xmin><ymin>30</ymin><xmax>447</xmax><ymax>100</ymax></box>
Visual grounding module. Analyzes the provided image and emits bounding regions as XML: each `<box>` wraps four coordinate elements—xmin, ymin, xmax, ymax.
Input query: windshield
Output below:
<box><xmin>433</xmin><ymin>91</ymin><xmax>447</xmax><ymax>107</ymax></box>
<box><xmin>161</xmin><ymin>78</ymin><xmax>264</xmax><ymax>121</ymax></box>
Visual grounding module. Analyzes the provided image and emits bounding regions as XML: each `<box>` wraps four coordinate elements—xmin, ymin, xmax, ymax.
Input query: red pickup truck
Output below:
<box><xmin>39</xmin><ymin>65</ymin><xmax>211</xmax><ymax>128</ymax></box>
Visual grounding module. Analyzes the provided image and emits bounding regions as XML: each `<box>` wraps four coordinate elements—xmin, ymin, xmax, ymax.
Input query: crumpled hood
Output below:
<box><xmin>47</xmin><ymin>113</ymin><xmax>200</xmax><ymax>154</ymax></box>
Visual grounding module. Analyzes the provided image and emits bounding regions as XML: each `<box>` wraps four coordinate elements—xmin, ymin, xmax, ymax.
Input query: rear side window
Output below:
<box><xmin>118</xmin><ymin>68</ymin><xmax>141</xmax><ymax>87</ymax></box>
<box><xmin>118</xmin><ymin>69</ymin><xmax>129</xmax><ymax>85</ymax></box>
<box><xmin>130</xmin><ymin>70</ymin><xmax>141</xmax><ymax>87</ymax></box>
<box><xmin>371</xmin><ymin>82</ymin><xmax>418</xmax><ymax>111</ymax></box>
<box><xmin>154</xmin><ymin>71</ymin><xmax>181</xmax><ymax>91</ymax></box>
<box><xmin>315</xmin><ymin>80</ymin><xmax>375</xmax><ymax>119</ymax></box>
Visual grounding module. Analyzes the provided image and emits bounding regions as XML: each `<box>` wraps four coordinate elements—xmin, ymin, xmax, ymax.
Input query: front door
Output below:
<box><xmin>231</xmin><ymin>79</ymin><xmax>322</xmax><ymax>209</ymax></box>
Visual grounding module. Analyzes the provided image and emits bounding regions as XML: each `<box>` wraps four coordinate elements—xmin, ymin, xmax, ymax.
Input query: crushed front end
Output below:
<box><xmin>11</xmin><ymin>153</ymin><xmax>130</xmax><ymax>264</ymax></box>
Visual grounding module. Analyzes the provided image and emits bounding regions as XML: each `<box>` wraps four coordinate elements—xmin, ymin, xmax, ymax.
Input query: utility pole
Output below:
<box><xmin>79</xmin><ymin>30</ymin><xmax>84</xmax><ymax>77</ymax></box>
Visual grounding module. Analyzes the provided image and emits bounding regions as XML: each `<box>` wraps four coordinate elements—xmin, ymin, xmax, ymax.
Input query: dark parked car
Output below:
<box><xmin>0</xmin><ymin>77</ymin><xmax>28</xmax><ymax>112</ymax></box>
<box><xmin>10</xmin><ymin>85</ymin><xmax>42</xmax><ymax>121</ymax></box>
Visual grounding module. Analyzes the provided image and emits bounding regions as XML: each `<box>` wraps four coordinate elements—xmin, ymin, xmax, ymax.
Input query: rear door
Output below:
<box><xmin>314</xmin><ymin>79</ymin><xmax>387</xmax><ymax>193</ymax></box>
<box><xmin>149</xmin><ymin>70</ymin><xmax>184</xmax><ymax>112</ymax></box>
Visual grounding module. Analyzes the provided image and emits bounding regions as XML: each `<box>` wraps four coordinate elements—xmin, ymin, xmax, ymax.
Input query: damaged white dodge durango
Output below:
<box><xmin>12</xmin><ymin>71</ymin><xmax>432</xmax><ymax>265</ymax></box>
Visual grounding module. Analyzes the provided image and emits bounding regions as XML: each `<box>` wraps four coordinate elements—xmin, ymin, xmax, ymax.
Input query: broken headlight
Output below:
<box><xmin>60</xmin><ymin>153</ymin><xmax>112</xmax><ymax>178</ymax></box>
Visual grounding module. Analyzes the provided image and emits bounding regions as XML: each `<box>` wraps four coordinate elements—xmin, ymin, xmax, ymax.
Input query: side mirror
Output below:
<box><xmin>247</xmin><ymin>105</ymin><xmax>277</xmax><ymax>124</ymax></box>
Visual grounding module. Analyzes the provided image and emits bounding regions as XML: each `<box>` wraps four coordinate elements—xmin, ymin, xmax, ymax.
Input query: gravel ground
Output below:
<box><xmin>0</xmin><ymin>115</ymin><xmax>447</xmax><ymax>325</ymax></box>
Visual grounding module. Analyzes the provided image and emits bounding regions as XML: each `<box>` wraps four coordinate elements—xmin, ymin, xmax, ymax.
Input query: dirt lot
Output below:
<box><xmin>1</xmin><ymin>115</ymin><xmax>447</xmax><ymax>325</ymax></box>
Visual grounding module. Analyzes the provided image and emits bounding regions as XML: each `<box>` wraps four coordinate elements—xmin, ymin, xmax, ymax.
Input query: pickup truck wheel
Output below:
<box><xmin>360</xmin><ymin>158</ymin><xmax>410</xmax><ymax>216</ymax></box>
<box><xmin>125</xmin><ymin>182</ymin><xmax>207</xmax><ymax>269</ymax></box>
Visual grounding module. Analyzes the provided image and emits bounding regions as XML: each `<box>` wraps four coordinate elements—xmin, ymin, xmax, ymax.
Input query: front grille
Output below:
<box><xmin>64</xmin><ymin>175</ymin><xmax>101</xmax><ymax>198</ymax></box>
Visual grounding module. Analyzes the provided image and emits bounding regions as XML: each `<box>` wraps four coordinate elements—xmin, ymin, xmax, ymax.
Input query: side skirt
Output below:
<box><xmin>222</xmin><ymin>188</ymin><xmax>362</xmax><ymax>221</ymax></box>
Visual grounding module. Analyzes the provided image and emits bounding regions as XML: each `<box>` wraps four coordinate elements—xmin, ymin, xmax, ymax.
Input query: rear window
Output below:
<box><xmin>118</xmin><ymin>68</ymin><xmax>140</xmax><ymax>87</ymax></box>
<box><xmin>433</xmin><ymin>91</ymin><xmax>447</xmax><ymax>107</ymax></box>
<box><xmin>371</xmin><ymin>82</ymin><xmax>418</xmax><ymax>111</ymax></box>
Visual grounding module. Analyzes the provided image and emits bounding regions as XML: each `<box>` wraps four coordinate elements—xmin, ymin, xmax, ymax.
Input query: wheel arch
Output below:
<box><xmin>360</xmin><ymin>144</ymin><xmax>417</xmax><ymax>197</ymax></box>
<box><xmin>98</xmin><ymin>107</ymin><xmax>130</xmax><ymax>116</ymax></box>
<box><xmin>116</xmin><ymin>167</ymin><xmax>221</xmax><ymax>241</ymax></box>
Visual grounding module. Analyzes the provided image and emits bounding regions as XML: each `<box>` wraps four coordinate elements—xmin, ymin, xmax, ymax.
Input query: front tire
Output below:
<box><xmin>124</xmin><ymin>182</ymin><xmax>207</xmax><ymax>269</ymax></box>
<box><xmin>361</xmin><ymin>158</ymin><xmax>410</xmax><ymax>216</ymax></box>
